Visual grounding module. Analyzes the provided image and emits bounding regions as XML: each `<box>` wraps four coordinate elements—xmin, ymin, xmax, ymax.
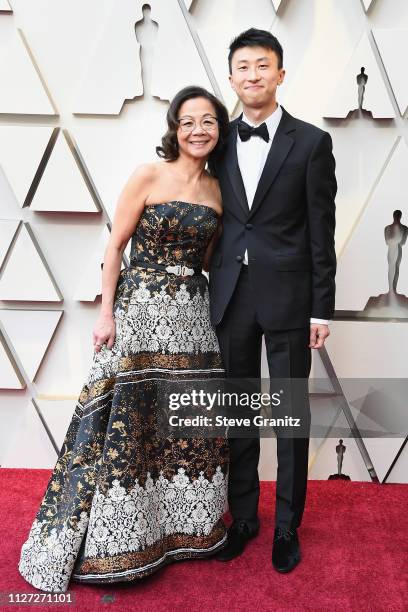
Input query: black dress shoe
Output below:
<box><xmin>272</xmin><ymin>526</ymin><xmax>301</xmax><ymax>573</ymax></box>
<box><xmin>215</xmin><ymin>521</ymin><xmax>259</xmax><ymax>561</ymax></box>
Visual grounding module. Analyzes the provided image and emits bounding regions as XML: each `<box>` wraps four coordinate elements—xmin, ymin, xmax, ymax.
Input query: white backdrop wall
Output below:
<box><xmin>0</xmin><ymin>0</ymin><xmax>407</xmax><ymax>482</ymax></box>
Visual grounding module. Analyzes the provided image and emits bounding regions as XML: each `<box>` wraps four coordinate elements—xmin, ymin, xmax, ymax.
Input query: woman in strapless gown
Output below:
<box><xmin>18</xmin><ymin>86</ymin><xmax>230</xmax><ymax>592</ymax></box>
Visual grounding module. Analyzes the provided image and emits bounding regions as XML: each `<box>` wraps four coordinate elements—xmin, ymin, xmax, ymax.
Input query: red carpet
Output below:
<box><xmin>1</xmin><ymin>469</ymin><xmax>407</xmax><ymax>612</ymax></box>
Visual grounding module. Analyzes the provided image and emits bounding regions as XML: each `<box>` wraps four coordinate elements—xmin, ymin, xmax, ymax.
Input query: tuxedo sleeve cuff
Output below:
<box><xmin>310</xmin><ymin>318</ymin><xmax>331</xmax><ymax>325</ymax></box>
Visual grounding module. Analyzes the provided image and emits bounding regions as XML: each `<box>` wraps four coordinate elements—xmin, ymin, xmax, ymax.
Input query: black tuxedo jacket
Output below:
<box><xmin>208</xmin><ymin>105</ymin><xmax>337</xmax><ymax>330</ymax></box>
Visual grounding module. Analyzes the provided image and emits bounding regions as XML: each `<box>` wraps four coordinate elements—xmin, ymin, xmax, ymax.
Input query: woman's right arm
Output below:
<box><xmin>92</xmin><ymin>164</ymin><xmax>155</xmax><ymax>353</ymax></box>
<box><xmin>202</xmin><ymin>218</ymin><xmax>222</xmax><ymax>273</ymax></box>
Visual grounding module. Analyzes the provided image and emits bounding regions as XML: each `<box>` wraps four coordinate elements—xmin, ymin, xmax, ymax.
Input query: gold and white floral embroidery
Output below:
<box><xmin>18</xmin><ymin>467</ymin><xmax>227</xmax><ymax>593</ymax></box>
<box><xmin>83</xmin><ymin>467</ymin><xmax>227</xmax><ymax>559</ymax></box>
<box><xmin>18</xmin><ymin>511</ymin><xmax>89</xmax><ymax>593</ymax></box>
<box><xmin>87</xmin><ymin>282</ymin><xmax>219</xmax><ymax>385</ymax></box>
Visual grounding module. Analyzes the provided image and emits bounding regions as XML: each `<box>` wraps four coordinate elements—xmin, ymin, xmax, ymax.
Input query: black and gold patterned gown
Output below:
<box><xmin>18</xmin><ymin>201</ymin><xmax>229</xmax><ymax>593</ymax></box>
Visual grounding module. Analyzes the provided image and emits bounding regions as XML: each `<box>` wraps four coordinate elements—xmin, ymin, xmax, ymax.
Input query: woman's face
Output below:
<box><xmin>176</xmin><ymin>97</ymin><xmax>219</xmax><ymax>160</ymax></box>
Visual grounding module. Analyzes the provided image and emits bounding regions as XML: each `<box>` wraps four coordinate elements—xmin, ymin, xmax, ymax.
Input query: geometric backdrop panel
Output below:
<box><xmin>0</xmin><ymin>219</ymin><xmax>19</xmax><ymax>268</ymax></box>
<box><xmin>361</xmin><ymin>0</ymin><xmax>376</xmax><ymax>10</ymax></box>
<box><xmin>372</xmin><ymin>29</ymin><xmax>408</xmax><ymax>116</ymax></box>
<box><xmin>73</xmin><ymin>225</ymin><xmax>126</xmax><ymax>301</ymax></box>
<box><xmin>72</xmin><ymin>0</ymin><xmax>213</xmax><ymax>114</ymax></box>
<box><xmin>336</xmin><ymin>138</ymin><xmax>408</xmax><ymax>311</ymax></box>
<box><xmin>0</xmin><ymin>222</ymin><xmax>62</xmax><ymax>301</ymax></box>
<box><xmin>323</xmin><ymin>32</ymin><xmax>395</xmax><ymax>118</ymax></box>
<box><xmin>0</xmin><ymin>399</ymin><xmax>57</xmax><ymax>468</ymax></box>
<box><xmin>71</xmin><ymin>3</ymin><xmax>143</xmax><ymax>114</ymax></box>
<box><xmin>308</xmin><ymin>435</ymin><xmax>372</xmax><ymax>481</ymax></box>
<box><xmin>36</xmin><ymin>398</ymin><xmax>80</xmax><ymax>454</ymax></box>
<box><xmin>386</xmin><ymin>440</ymin><xmax>408</xmax><ymax>483</ymax></box>
<box><xmin>146</xmin><ymin>0</ymin><xmax>214</xmax><ymax>102</ymax></box>
<box><xmin>0</xmin><ymin>309</ymin><xmax>63</xmax><ymax>381</ymax></box>
<box><xmin>0</xmin><ymin>25</ymin><xmax>55</xmax><ymax>115</ymax></box>
<box><xmin>327</xmin><ymin>321</ymin><xmax>408</xmax><ymax>379</ymax></box>
<box><xmin>0</xmin><ymin>1</ymin><xmax>13</xmax><ymax>13</ymax></box>
<box><xmin>30</xmin><ymin>130</ymin><xmax>100</xmax><ymax>213</ymax></box>
<box><xmin>0</xmin><ymin>330</ymin><xmax>25</xmax><ymax>389</ymax></box>
<box><xmin>364</xmin><ymin>438</ymin><xmax>406</xmax><ymax>482</ymax></box>
<box><xmin>71</xmin><ymin>104</ymin><xmax>169</xmax><ymax>224</ymax></box>
<box><xmin>0</xmin><ymin>126</ymin><xmax>53</xmax><ymax>208</ymax></box>
<box><xmin>271</xmin><ymin>0</ymin><xmax>284</xmax><ymax>11</ymax></box>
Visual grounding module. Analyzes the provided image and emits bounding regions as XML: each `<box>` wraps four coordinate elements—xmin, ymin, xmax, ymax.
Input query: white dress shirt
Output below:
<box><xmin>236</xmin><ymin>104</ymin><xmax>330</xmax><ymax>326</ymax></box>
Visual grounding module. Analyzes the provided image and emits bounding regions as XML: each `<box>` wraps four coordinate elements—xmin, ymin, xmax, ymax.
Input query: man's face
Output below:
<box><xmin>229</xmin><ymin>46</ymin><xmax>285</xmax><ymax>108</ymax></box>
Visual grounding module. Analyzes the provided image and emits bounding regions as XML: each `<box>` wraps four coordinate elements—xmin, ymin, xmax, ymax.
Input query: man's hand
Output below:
<box><xmin>309</xmin><ymin>323</ymin><xmax>330</xmax><ymax>349</ymax></box>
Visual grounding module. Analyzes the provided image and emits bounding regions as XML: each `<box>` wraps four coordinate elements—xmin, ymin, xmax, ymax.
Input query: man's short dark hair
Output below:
<box><xmin>228</xmin><ymin>28</ymin><xmax>283</xmax><ymax>74</ymax></box>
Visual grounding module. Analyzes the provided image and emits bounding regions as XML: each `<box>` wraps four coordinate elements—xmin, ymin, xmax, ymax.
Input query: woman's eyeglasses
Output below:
<box><xmin>177</xmin><ymin>116</ymin><xmax>219</xmax><ymax>133</ymax></box>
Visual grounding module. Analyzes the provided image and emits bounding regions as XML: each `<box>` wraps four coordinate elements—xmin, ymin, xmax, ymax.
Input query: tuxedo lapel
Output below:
<box><xmin>248</xmin><ymin>106</ymin><xmax>296</xmax><ymax>219</ymax></box>
<box><xmin>224</xmin><ymin>116</ymin><xmax>249</xmax><ymax>215</ymax></box>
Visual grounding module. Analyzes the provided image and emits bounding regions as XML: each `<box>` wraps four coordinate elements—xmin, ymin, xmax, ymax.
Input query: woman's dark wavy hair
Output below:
<box><xmin>156</xmin><ymin>86</ymin><xmax>229</xmax><ymax>171</ymax></box>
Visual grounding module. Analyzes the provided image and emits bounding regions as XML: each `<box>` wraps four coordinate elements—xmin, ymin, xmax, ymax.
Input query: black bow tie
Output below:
<box><xmin>237</xmin><ymin>120</ymin><xmax>269</xmax><ymax>143</ymax></box>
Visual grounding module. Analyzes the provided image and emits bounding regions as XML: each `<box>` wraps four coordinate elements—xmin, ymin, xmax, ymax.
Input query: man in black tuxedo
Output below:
<box><xmin>209</xmin><ymin>28</ymin><xmax>337</xmax><ymax>572</ymax></box>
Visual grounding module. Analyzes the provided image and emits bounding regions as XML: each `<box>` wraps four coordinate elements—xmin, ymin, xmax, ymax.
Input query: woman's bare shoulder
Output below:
<box><xmin>123</xmin><ymin>162</ymin><xmax>169</xmax><ymax>195</ymax></box>
<box><xmin>130</xmin><ymin>161</ymin><xmax>165</xmax><ymax>181</ymax></box>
